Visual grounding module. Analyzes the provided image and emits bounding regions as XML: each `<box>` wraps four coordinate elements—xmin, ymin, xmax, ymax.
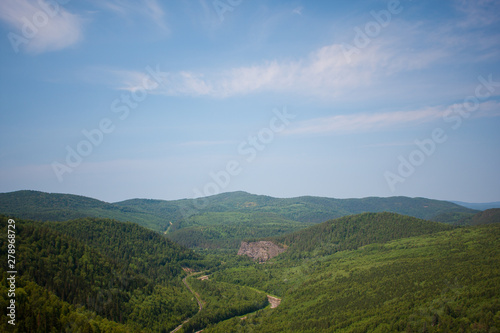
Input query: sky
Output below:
<box><xmin>0</xmin><ymin>0</ymin><xmax>499</xmax><ymax>203</ymax></box>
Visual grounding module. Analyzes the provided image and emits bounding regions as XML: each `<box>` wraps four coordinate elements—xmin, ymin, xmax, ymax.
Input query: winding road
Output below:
<box><xmin>170</xmin><ymin>274</ymin><xmax>205</xmax><ymax>333</ymax></box>
<box><xmin>170</xmin><ymin>273</ymin><xmax>281</xmax><ymax>333</ymax></box>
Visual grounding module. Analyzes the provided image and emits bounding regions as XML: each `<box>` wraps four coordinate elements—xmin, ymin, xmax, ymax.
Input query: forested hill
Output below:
<box><xmin>208</xmin><ymin>223</ymin><xmax>500</xmax><ymax>332</ymax></box>
<box><xmin>0</xmin><ymin>215</ymin><xmax>202</xmax><ymax>332</ymax></box>
<box><xmin>469</xmin><ymin>208</ymin><xmax>500</xmax><ymax>225</ymax></box>
<box><xmin>456</xmin><ymin>208</ymin><xmax>500</xmax><ymax>226</ymax></box>
<box><xmin>0</xmin><ymin>190</ymin><xmax>166</xmax><ymax>230</ymax></box>
<box><xmin>116</xmin><ymin>191</ymin><xmax>478</xmax><ymax>225</ymax></box>
<box><xmin>273</xmin><ymin>212</ymin><xmax>454</xmax><ymax>258</ymax></box>
<box><xmin>0</xmin><ymin>190</ymin><xmax>478</xmax><ymax>230</ymax></box>
<box><xmin>42</xmin><ymin>218</ymin><xmax>198</xmax><ymax>280</ymax></box>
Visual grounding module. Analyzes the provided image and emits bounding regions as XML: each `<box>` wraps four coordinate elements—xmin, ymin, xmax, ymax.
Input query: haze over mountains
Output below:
<box><xmin>451</xmin><ymin>201</ymin><xmax>500</xmax><ymax>211</ymax></box>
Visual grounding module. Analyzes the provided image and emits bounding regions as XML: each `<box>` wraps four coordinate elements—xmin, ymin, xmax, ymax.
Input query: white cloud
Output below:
<box><xmin>101</xmin><ymin>2</ymin><xmax>496</xmax><ymax>101</ymax></box>
<box><xmin>284</xmin><ymin>101</ymin><xmax>500</xmax><ymax>136</ymax></box>
<box><xmin>0</xmin><ymin>0</ymin><xmax>83</xmax><ymax>54</ymax></box>
<box><xmin>284</xmin><ymin>107</ymin><xmax>446</xmax><ymax>136</ymax></box>
<box><xmin>110</xmin><ymin>42</ymin><xmax>406</xmax><ymax>98</ymax></box>
<box><xmin>107</xmin><ymin>29</ymin><xmax>454</xmax><ymax>100</ymax></box>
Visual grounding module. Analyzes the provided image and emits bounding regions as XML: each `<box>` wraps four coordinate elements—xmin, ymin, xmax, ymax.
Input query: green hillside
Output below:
<box><xmin>116</xmin><ymin>191</ymin><xmax>479</xmax><ymax>226</ymax></box>
<box><xmin>1</xmin><ymin>209</ymin><xmax>499</xmax><ymax>332</ymax></box>
<box><xmin>166</xmin><ymin>212</ymin><xmax>308</xmax><ymax>249</ymax></box>
<box><xmin>0</xmin><ymin>215</ymin><xmax>201</xmax><ymax>332</ymax></box>
<box><xmin>464</xmin><ymin>208</ymin><xmax>500</xmax><ymax>226</ymax></box>
<box><xmin>179</xmin><ymin>277</ymin><xmax>269</xmax><ymax>333</ymax></box>
<box><xmin>0</xmin><ymin>191</ymin><xmax>478</xmax><ymax>237</ymax></box>
<box><xmin>441</xmin><ymin>208</ymin><xmax>500</xmax><ymax>226</ymax></box>
<box><xmin>43</xmin><ymin>218</ymin><xmax>198</xmax><ymax>280</ymax></box>
<box><xmin>206</xmin><ymin>223</ymin><xmax>500</xmax><ymax>332</ymax></box>
<box><xmin>0</xmin><ymin>190</ymin><xmax>166</xmax><ymax>230</ymax></box>
<box><xmin>273</xmin><ymin>212</ymin><xmax>454</xmax><ymax>258</ymax></box>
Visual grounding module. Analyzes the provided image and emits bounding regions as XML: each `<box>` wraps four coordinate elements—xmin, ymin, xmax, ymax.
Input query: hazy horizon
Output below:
<box><xmin>4</xmin><ymin>188</ymin><xmax>500</xmax><ymax>207</ymax></box>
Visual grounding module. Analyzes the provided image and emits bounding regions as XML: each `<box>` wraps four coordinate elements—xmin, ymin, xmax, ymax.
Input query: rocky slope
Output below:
<box><xmin>237</xmin><ymin>241</ymin><xmax>286</xmax><ymax>262</ymax></box>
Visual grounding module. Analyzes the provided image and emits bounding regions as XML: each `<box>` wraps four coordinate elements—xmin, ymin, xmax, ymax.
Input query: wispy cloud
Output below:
<box><xmin>284</xmin><ymin>101</ymin><xmax>500</xmax><ymax>136</ymax></box>
<box><xmin>98</xmin><ymin>1</ymin><xmax>497</xmax><ymax>100</ymax></box>
<box><xmin>0</xmin><ymin>0</ymin><xmax>83</xmax><ymax>53</ymax></box>
<box><xmin>454</xmin><ymin>0</ymin><xmax>500</xmax><ymax>28</ymax></box>
<box><xmin>95</xmin><ymin>0</ymin><xmax>169</xmax><ymax>34</ymax></box>
<box><xmin>474</xmin><ymin>100</ymin><xmax>500</xmax><ymax>118</ymax></box>
<box><xmin>111</xmin><ymin>40</ymin><xmax>441</xmax><ymax>99</ymax></box>
<box><xmin>292</xmin><ymin>6</ymin><xmax>303</xmax><ymax>15</ymax></box>
<box><xmin>284</xmin><ymin>107</ymin><xmax>447</xmax><ymax>136</ymax></box>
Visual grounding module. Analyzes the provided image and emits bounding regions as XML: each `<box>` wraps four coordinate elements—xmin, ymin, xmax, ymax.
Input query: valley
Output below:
<box><xmin>0</xmin><ymin>190</ymin><xmax>499</xmax><ymax>332</ymax></box>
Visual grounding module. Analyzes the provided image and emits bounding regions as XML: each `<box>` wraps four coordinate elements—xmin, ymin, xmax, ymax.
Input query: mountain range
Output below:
<box><xmin>0</xmin><ymin>190</ymin><xmax>499</xmax><ymax>332</ymax></box>
<box><xmin>451</xmin><ymin>200</ymin><xmax>500</xmax><ymax>210</ymax></box>
<box><xmin>0</xmin><ymin>190</ymin><xmax>481</xmax><ymax>250</ymax></box>
<box><xmin>0</xmin><ymin>190</ymin><xmax>480</xmax><ymax>226</ymax></box>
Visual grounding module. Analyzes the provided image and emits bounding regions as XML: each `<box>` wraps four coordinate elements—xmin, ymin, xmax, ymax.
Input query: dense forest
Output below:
<box><xmin>0</xmin><ymin>191</ymin><xmax>166</xmax><ymax>230</ymax></box>
<box><xmin>206</xmin><ymin>223</ymin><xmax>500</xmax><ymax>332</ymax></box>
<box><xmin>113</xmin><ymin>191</ymin><xmax>480</xmax><ymax>225</ymax></box>
<box><xmin>42</xmin><ymin>218</ymin><xmax>197</xmax><ymax>280</ymax></box>
<box><xmin>179</xmin><ymin>277</ymin><xmax>269</xmax><ymax>333</ymax></box>
<box><xmin>0</xmin><ymin>190</ymin><xmax>478</xmax><ymax>235</ymax></box>
<box><xmin>0</xmin><ymin>194</ymin><xmax>498</xmax><ymax>332</ymax></box>
<box><xmin>457</xmin><ymin>208</ymin><xmax>500</xmax><ymax>226</ymax></box>
<box><xmin>273</xmin><ymin>212</ymin><xmax>454</xmax><ymax>258</ymax></box>
<box><xmin>0</xmin><ymin>215</ymin><xmax>200</xmax><ymax>332</ymax></box>
<box><xmin>166</xmin><ymin>212</ymin><xmax>307</xmax><ymax>249</ymax></box>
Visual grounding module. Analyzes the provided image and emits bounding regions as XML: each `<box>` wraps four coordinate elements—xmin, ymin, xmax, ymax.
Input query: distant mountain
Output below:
<box><xmin>117</xmin><ymin>191</ymin><xmax>478</xmax><ymax>224</ymax></box>
<box><xmin>115</xmin><ymin>191</ymin><xmax>479</xmax><ymax>230</ymax></box>
<box><xmin>0</xmin><ymin>190</ymin><xmax>478</xmax><ymax>241</ymax></box>
<box><xmin>117</xmin><ymin>192</ymin><xmax>477</xmax><ymax>249</ymax></box>
<box><xmin>0</xmin><ymin>190</ymin><xmax>167</xmax><ymax>229</ymax></box>
<box><xmin>451</xmin><ymin>200</ymin><xmax>500</xmax><ymax>210</ymax></box>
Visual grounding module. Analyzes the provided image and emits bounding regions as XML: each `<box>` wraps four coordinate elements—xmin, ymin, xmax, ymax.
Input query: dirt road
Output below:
<box><xmin>170</xmin><ymin>273</ymin><xmax>281</xmax><ymax>332</ymax></box>
<box><xmin>170</xmin><ymin>275</ymin><xmax>204</xmax><ymax>333</ymax></box>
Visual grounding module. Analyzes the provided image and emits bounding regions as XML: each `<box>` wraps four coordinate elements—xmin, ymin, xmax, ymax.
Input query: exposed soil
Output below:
<box><xmin>267</xmin><ymin>295</ymin><xmax>281</xmax><ymax>309</ymax></box>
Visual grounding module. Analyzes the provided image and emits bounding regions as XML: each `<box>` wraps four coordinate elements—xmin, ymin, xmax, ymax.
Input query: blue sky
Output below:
<box><xmin>0</xmin><ymin>0</ymin><xmax>499</xmax><ymax>203</ymax></box>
